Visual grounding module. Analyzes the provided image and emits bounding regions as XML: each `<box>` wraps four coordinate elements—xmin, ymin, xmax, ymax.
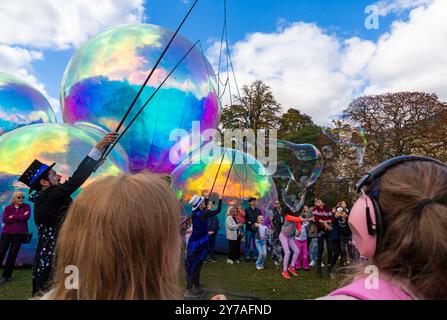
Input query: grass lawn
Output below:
<box><xmin>0</xmin><ymin>255</ymin><xmax>338</xmax><ymax>300</ymax></box>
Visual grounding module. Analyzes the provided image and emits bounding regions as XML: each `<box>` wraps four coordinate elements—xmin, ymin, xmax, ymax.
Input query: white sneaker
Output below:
<box><xmin>227</xmin><ymin>259</ymin><xmax>234</xmax><ymax>264</ymax></box>
<box><xmin>309</xmin><ymin>260</ymin><xmax>316</xmax><ymax>267</ymax></box>
<box><xmin>321</xmin><ymin>262</ymin><xmax>325</xmax><ymax>267</ymax></box>
<box><xmin>256</xmin><ymin>265</ymin><xmax>262</xmax><ymax>270</ymax></box>
<box><xmin>235</xmin><ymin>260</ymin><xmax>240</xmax><ymax>264</ymax></box>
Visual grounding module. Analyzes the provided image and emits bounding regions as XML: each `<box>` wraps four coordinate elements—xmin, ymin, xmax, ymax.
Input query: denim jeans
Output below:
<box><xmin>255</xmin><ymin>239</ymin><xmax>267</xmax><ymax>268</ymax></box>
<box><xmin>309</xmin><ymin>237</ymin><xmax>318</xmax><ymax>261</ymax></box>
<box><xmin>244</xmin><ymin>230</ymin><xmax>258</xmax><ymax>258</ymax></box>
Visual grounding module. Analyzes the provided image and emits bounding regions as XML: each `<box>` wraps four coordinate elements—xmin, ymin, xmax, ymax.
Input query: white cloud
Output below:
<box><xmin>0</xmin><ymin>0</ymin><xmax>145</xmax><ymax>122</ymax></box>
<box><xmin>0</xmin><ymin>0</ymin><xmax>145</xmax><ymax>50</ymax></box>
<box><xmin>208</xmin><ymin>23</ymin><xmax>375</xmax><ymax>124</ymax></box>
<box><xmin>0</xmin><ymin>45</ymin><xmax>62</xmax><ymax>120</ymax></box>
<box><xmin>208</xmin><ymin>0</ymin><xmax>447</xmax><ymax>125</ymax></box>
<box><xmin>365</xmin><ymin>0</ymin><xmax>447</xmax><ymax>98</ymax></box>
<box><xmin>0</xmin><ymin>45</ymin><xmax>43</xmax><ymax>88</ymax></box>
<box><xmin>375</xmin><ymin>0</ymin><xmax>432</xmax><ymax>16</ymax></box>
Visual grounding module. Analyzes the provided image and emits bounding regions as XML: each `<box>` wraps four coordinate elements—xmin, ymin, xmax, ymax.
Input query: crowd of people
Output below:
<box><xmin>184</xmin><ymin>196</ymin><xmax>359</xmax><ymax>283</ymax></box>
<box><xmin>0</xmin><ymin>131</ymin><xmax>446</xmax><ymax>300</ymax></box>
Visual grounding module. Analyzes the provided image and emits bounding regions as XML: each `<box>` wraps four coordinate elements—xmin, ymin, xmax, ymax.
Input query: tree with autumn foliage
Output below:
<box><xmin>220</xmin><ymin>80</ymin><xmax>281</xmax><ymax>134</ymax></box>
<box><xmin>341</xmin><ymin>92</ymin><xmax>447</xmax><ymax>165</ymax></box>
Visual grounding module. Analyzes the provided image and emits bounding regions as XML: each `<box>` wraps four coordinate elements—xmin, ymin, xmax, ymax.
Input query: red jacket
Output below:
<box><xmin>285</xmin><ymin>215</ymin><xmax>303</xmax><ymax>233</ymax></box>
<box><xmin>312</xmin><ymin>206</ymin><xmax>334</xmax><ymax>232</ymax></box>
<box><xmin>1</xmin><ymin>203</ymin><xmax>31</xmax><ymax>235</ymax></box>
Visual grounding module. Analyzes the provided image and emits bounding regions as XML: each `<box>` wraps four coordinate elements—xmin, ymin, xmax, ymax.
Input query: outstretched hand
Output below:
<box><xmin>96</xmin><ymin>132</ymin><xmax>119</xmax><ymax>151</ymax></box>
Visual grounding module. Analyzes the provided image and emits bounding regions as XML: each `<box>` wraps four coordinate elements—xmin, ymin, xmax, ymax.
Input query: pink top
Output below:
<box><xmin>2</xmin><ymin>203</ymin><xmax>31</xmax><ymax>235</ymax></box>
<box><xmin>328</xmin><ymin>276</ymin><xmax>413</xmax><ymax>300</ymax></box>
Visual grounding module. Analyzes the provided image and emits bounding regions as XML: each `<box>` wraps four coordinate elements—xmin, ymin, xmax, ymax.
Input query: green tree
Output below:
<box><xmin>278</xmin><ymin>108</ymin><xmax>313</xmax><ymax>140</ymax></box>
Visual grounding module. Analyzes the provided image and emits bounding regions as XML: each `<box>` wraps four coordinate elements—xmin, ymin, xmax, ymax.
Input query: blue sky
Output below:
<box><xmin>33</xmin><ymin>1</ymin><xmax>392</xmax><ymax>103</ymax></box>
<box><xmin>1</xmin><ymin>0</ymin><xmax>445</xmax><ymax>124</ymax></box>
<box><xmin>34</xmin><ymin>0</ymin><xmax>393</xmax><ymax>99</ymax></box>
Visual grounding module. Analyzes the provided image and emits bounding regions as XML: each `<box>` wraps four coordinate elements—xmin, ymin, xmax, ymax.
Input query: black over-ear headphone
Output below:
<box><xmin>354</xmin><ymin>155</ymin><xmax>447</xmax><ymax>248</ymax></box>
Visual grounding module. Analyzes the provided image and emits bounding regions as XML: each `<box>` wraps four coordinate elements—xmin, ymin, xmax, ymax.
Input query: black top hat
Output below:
<box><xmin>18</xmin><ymin>160</ymin><xmax>56</xmax><ymax>192</ymax></box>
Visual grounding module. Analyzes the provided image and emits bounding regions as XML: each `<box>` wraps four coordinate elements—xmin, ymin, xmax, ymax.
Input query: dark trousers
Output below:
<box><xmin>186</xmin><ymin>261</ymin><xmax>204</xmax><ymax>290</ymax></box>
<box><xmin>331</xmin><ymin>235</ymin><xmax>348</xmax><ymax>267</ymax></box>
<box><xmin>228</xmin><ymin>239</ymin><xmax>241</xmax><ymax>261</ymax></box>
<box><xmin>347</xmin><ymin>241</ymin><xmax>360</xmax><ymax>262</ymax></box>
<box><xmin>208</xmin><ymin>232</ymin><xmax>218</xmax><ymax>260</ymax></box>
<box><xmin>0</xmin><ymin>234</ymin><xmax>25</xmax><ymax>279</ymax></box>
<box><xmin>317</xmin><ymin>231</ymin><xmax>333</xmax><ymax>271</ymax></box>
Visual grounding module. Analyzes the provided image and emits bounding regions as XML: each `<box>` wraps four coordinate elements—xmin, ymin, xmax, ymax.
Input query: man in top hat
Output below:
<box><xmin>19</xmin><ymin>132</ymin><xmax>118</xmax><ymax>296</ymax></box>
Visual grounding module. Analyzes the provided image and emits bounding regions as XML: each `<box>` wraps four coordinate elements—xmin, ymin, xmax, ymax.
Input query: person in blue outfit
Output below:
<box><xmin>184</xmin><ymin>193</ymin><xmax>222</xmax><ymax>298</ymax></box>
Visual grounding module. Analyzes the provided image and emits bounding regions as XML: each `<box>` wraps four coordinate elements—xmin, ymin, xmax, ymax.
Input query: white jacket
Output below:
<box><xmin>226</xmin><ymin>216</ymin><xmax>240</xmax><ymax>240</ymax></box>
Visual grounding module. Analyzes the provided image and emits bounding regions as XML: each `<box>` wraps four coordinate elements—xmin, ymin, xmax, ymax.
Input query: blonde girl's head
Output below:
<box><xmin>50</xmin><ymin>172</ymin><xmax>182</xmax><ymax>300</ymax></box>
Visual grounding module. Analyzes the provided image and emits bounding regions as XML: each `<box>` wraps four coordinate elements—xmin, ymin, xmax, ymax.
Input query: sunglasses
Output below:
<box><xmin>16</xmin><ymin>197</ymin><xmax>24</xmax><ymax>199</ymax></box>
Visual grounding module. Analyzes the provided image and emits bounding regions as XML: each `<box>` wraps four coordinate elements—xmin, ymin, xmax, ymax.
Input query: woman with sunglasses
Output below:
<box><xmin>0</xmin><ymin>191</ymin><xmax>31</xmax><ymax>285</ymax></box>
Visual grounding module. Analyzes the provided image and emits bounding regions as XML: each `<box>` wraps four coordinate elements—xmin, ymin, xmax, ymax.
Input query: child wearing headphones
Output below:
<box><xmin>320</xmin><ymin>157</ymin><xmax>447</xmax><ymax>300</ymax></box>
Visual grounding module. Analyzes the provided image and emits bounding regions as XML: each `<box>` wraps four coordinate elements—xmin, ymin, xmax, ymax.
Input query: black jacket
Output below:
<box><xmin>244</xmin><ymin>206</ymin><xmax>262</xmax><ymax>232</ymax></box>
<box><xmin>34</xmin><ymin>156</ymin><xmax>99</xmax><ymax>231</ymax></box>
<box><xmin>32</xmin><ymin>155</ymin><xmax>99</xmax><ymax>295</ymax></box>
<box><xmin>207</xmin><ymin>215</ymin><xmax>220</xmax><ymax>232</ymax></box>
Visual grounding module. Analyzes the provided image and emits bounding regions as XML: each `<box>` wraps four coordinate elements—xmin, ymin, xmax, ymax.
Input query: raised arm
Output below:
<box><xmin>54</xmin><ymin>133</ymin><xmax>118</xmax><ymax>196</ymax></box>
<box><xmin>200</xmin><ymin>199</ymin><xmax>223</xmax><ymax>220</ymax></box>
<box><xmin>285</xmin><ymin>215</ymin><xmax>303</xmax><ymax>223</ymax></box>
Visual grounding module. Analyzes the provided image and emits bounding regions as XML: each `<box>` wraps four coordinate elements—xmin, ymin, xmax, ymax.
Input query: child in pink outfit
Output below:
<box><xmin>295</xmin><ymin>220</ymin><xmax>310</xmax><ymax>270</ymax></box>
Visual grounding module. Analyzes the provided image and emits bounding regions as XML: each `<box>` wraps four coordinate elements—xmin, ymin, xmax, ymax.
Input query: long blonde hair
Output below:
<box><xmin>49</xmin><ymin>172</ymin><xmax>182</xmax><ymax>300</ymax></box>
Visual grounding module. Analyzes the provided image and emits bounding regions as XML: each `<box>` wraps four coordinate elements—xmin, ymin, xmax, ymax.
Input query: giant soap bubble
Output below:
<box><xmin>61</xmin><ymin>24</ymin><xmax>220</xmax><ymax>174</ymax></box>
<box><xmin>0</xmin><ymin>123</ymin><xmax>128</xmax><ymax>265</ymax></box>
<box><xmin>322</xmin><ymin>126</ymin><xmax>367</xmax><ymax>166</ymax></box>
<box><xmin>0</xmin><ymin>73</ymin><xmax>56</xmax><ymax>135</ymax></box>
<box><xmin>274</xmin><ymin>141</ymin><xmax>323</xmax><ymax>212</ymax></box>
<box><xmin>171</xmin><ymin>142</ymin><xmax>278</xmax><ymax>252</ymax></box>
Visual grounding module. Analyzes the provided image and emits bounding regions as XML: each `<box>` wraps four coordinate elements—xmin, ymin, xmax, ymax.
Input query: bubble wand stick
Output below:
<box><xmin>98</xmin><ymin>0</ymin><xmax>200</xmax><ymax>166</ymax></box>
<box><xmin>101</xmin><ymin>40</ymin><xmax>200</xmax><ymax>161</ymax></box>
<box><xmin>221</xmin><ymin>151</ymin><xmax>236</xmax><ymax>198</ymax></box>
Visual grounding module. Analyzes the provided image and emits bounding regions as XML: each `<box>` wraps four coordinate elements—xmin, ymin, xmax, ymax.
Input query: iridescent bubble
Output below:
<box><xmin>61</xmin><ymin>24</ymin><xmax>220</xmax><ymax>174</ymax></box>
<box><xmin>0</xmin><ymin>123</ymin><xmax>128</xmax><ymax>265</ymax></box>
<box><xmin>321</xmin><ymin>126</ymin><xmax>367</xmax><ymax>166</ymax></box>
<box><xmin>0</xmin><ymin>72</ymin><xmax>56</xmax><ymax>135</ymax></box>
<box><xmin>274</xmin><ymin>141</ymin><xmax>323</xmax><ymax>212</ymax></box>
<box><xmin>350</xmin><ymin>127</ymin><xmax>367</xmax><ymax>166</ymax></box>
<box><xmin>170</xmin><ymin>142</ymin><xmax>277</xmax><ymax>251</ymax></box>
